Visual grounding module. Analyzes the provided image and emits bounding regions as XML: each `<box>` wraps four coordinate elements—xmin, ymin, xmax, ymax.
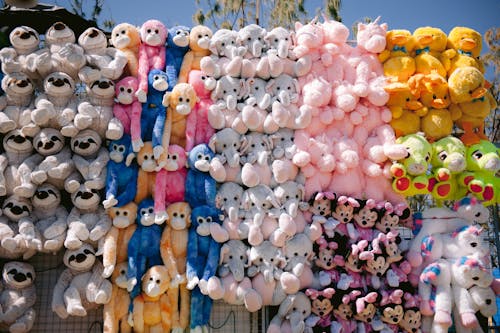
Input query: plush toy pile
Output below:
<box><xmin>0</xmin><ymin>15</ymin><xmax>497</xmax><ymax>333</ymax></box>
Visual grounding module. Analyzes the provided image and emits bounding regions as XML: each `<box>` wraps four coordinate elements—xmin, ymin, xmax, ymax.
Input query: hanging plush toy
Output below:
<box><xmin>136</xmin><ymin>19</ymin><xmax>167</xmax><ymax>102</ymax></box>
<box><xmin>103</xmin><ymin>262</ymin><xmax>131</xmax><ymax>333</ymax></box>
<box><xmin>378</xmin><ymin>29</ymin><xmax>416</xmax><ymax>86</ymax></box>
<box><xmin>130</xmin><ymin>265</ymin><xmax>172</xmax><ymax>333</ymax></box>
<box><xmin>103</xmin><ymin>135</ymin><xmax>138</xmax><ymax>209</ymax></box>
<box><xmin>0</xmin><ymin>261</ymin><xmax>36</xmax><ymax>333</ymax></box>
<box><xmin>412</xmin><ymin>27</ymin><xmax>447</xmax><ymax>78</ymax></box>
<box><xmin>177</xmin><ymin>25</ymin><xmax>213</xmax><ymax>84</ymax></box>
<box><xmin>160</xmin><ymin>202</ymin><xmax>191</xmax><ymax>332</ymax></box>
<box><xmin>267</xmin><ymin>292</ymin><xmax>312</xmax><ymax>333</ymax></box>
<box><xmin>0</xmin><ymin>196</ymin><xmax>36</xmax><ymax>259</ymax></box>
<box><xmin>113</xmin><ymin>76</ymin><xmax>142</xmax><ymax>152</ymax></box>
<box><xmin>186</xmin><ymin>205</ymin><xmax>222</xmax><ymax>333</ymax></box>
<box><xmin>185</xmin><ymin>144</ymin><xmax>217</xmax><ymax>208</ymax></box>
<box><xmin>441</xmin><ymin>27</ymin><xmax>484</xmax><ymax>76</ymax></box>
<box><xmin>126</xmin><ymin>198</ymin><xmax>163</xmax><ymax>305</ymax></box>
<box><xmin>110</xmin><ymin>23</ymin><xmax>141</xmax><ymax>77</ymax></box>
<box><xmin>165</xmin><ymin>25</ymin><xmax>190</xmax><ymax>88</ymax></box>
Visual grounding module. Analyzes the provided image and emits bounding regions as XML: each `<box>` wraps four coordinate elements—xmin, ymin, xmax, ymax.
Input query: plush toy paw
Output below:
<box><xmin>132</xmin><ymin>138</ymin><xmax>144</xmax><ymax>153</ymax></box>
<box><xmin>434</xmin><ymin>310</ymin><xmax>452</xmax><ymax>326</ymax></box>
<box><xmin>0</xmin><ymin>119</ymin><xmax>15</xmax><ymax>133</ymax></box>
<box><xmin>187</xmin><ymin>276</ymin><xmax>199</xmax><ymax>290</ymax></box>
<box><xmin>483</xmin><ymin>185</ymin><xmax>495</xmax><ymax>201</ymax></box>
<box><xmin>0</xmin><ymin>184</ymin><xmax>6</xmax><ymax>197</ymax></box>
<box><xmin>64</xmin><ymin>237</ymin><xmax>83</xmax><ymax>250</ymax></box>
<box><xmin>31</xmin><ymin>170</ymin><xmax>48</xmax><ymax>184</ymax></box>
<box><xmin>135</xmin><ymin>89</ymin><xmax>147</xmax><ymax>103</ymax></box>
<box><xmin>154</xmin><ymin>211</ymin><xmax>168</xmax><ymax>225</ymax></box>
<box><xmin>67</xmin><ymin>302</ymin><xmax>87</xmax><ymax>317</ymax></box>
<box><xmin>44</xmin><ymin>239</ymin><xmax>60</xmax><ymax>252</ymax></box>
<box><xmin>413</xmin><ymin>175</ymin><xmax>429</xmax><ymax>191</ymax></box>
<box><xmin>103</xmin><ymin>194</ymin><xmax>118</xmax><ymax>209</ymax></box>
<box><xmin>127</xmin><ymin>312</ymin><xmax>134</xmax><ymax>327</ymax></box>
<box><xmin>207</xmin><ymin>277</ymin><xmax>225</xmax><ymax>299</ymax></box>
<box><xmin>9</xmin><ymin>322</ymin><xmax>29</xmax><ymax>333</ymax></box>
<box><xmin>2</xmin><ymin>238</ymin><xmax>19</xmax><ymax>252</ymax></box>
<box><xmin>390</xmin><ymin>163</ymin><xmax>407</xmax><ymax>178</ymax></box>
<box><xmin>280</xmin><ymin>272</ymin><xmax>300</xmax><ymax>294</ymax></box>
<box><xmin>95</xmin><ymin>289</ymin><xmax>110</xmax><ymax>304</ymax></box>
<box><xmin>105</xmin><ymin>126</ymin><xmax>123</xmax><ymax>141</ymax></box>
<box><xmin>14</xmin><ymin>184</ymin><xmax>35</xmax><ymax>198</ymax></box>
<box><xmin>171</xmin><ymin>328</ymin><xmax>184</xmax><ymax>333</ymax></box>
<box><xmin>198</xmin><ymin>279</ymin><xmax>209</xmax><ymax>295</ymax></box>
<box><xmin>102</xmin><ymin>265</ymin><xmax>115</xmax><ymax>278</ymax></box>
<box><xmin>210</xmin><ymin>222</ymin><xmax>229</xmax><ymax>243</ymax></box>
<box><xmin>461</xmin><ymin>312</ymin><xmax>479</xmax><ymax>329</ymax></box>
<box><xmin>127</xmin><ymin>277</ymin><xmax>137</xmax><ymax>292</ymax></box>
<box><xmin>170</xmin><ymin>274</ymin><xmax>185</xmax><ymax>288</ymax></box>
<box><xmin>60</xmin><ymin>125</ymin><xmax>78</xmax><ymax>138</ymax></box>
<box><xmin>266</xmin><ymin>323</ymin><xmax>281</xmax><ymax>333</ymax></box>
<box><xmin>394</xmin><ymin>176</ymin><xmax>411</xmax><ymax>192</ymax></box>
<box><xmin>153</xmin><ymin>145</ymin><xmax>164</xmax><ymax>161</ymax></box>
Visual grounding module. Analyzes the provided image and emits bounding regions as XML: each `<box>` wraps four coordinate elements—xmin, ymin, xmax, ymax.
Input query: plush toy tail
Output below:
<box><xmin>420</xmin><ymin>235</ymin><xmax>434</xmax><ymax>259</ymax></box>
<box><xmin>420</xmin><ymin>263</ymin><xmax>441</xmax><ymax>284</ymax></box>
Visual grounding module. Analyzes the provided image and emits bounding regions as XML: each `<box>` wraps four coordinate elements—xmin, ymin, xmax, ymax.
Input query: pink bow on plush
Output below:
<box><xmin>356</xmin><ymin>292</ymin><xmax>378</xmax><ymax>313</ymax></box>
<box><xmin>306</xmin><ymin>287</ymin><xmax>335</xmax><ymax>299</ymax></box>
<box><xmin>403</xmin><ymin>292</ymin><xmax>420</xmax><ymax>308</ymax></box>
<box><xmin>342</xmin><ymin>290</ymin><xmax>362</xmax><ymax>304</ymax></box>
<box><xmin>380</xmin><ymin>289</ymin><xmax>403</xmax><ymax>306</ymax></box>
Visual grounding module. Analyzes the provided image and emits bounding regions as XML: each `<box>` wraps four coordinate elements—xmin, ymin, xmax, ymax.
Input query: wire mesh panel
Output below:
<box><xmin>209</xmin><ymin>301</ymin><xmax>262</xmax><ymax>333</ymax></box>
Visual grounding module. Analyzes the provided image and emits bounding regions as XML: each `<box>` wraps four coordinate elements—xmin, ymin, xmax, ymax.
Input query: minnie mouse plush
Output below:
<box><xmin>379</xmin><ymin>289</ymin><xmax>404</xmax><ymax>331</ymax></box>
<box><xmin>312</xmin><ymin>235</ymin><xmax>345</xmax><ymax>288</ymax></box>
<box><xmin>330</xmin><ymin>196</ymin><xmax>359</xmax><ymax>240</ymax></box>
<box><xmin>330</xmin><ymin>290</ymin><xmax>359</xmax><ymax>333</ymax></box>
<box><xmin>352</xmin><ymin>199</ymin><xmax>380</xmax><ymax>241</ymax></box>
<box><xmin>305</xmin><ymin>287</ymin><xmax>336</xmax><ymax>333</ymax></box>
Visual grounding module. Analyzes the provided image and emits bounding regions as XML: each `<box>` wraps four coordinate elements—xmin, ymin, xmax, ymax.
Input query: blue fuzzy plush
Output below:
<box><xmin>139</xmin><ymin>69</ymin><xmax>168</xmax><ymax>150</ymax></box>
<box><xmin>185</xmin><ymin>144</ymin><xmax>216</xmax><ymax>207</ymax></box>
<box><xmin>165</xmin><ymin>25</ymin><xmax>190</xmax><ymax>89</ymax></box>
<box><xmin>186</xmin><ymin>205</ymin><xmax>221</xmax><ymax>331</ymax></box>
<box><xmin>104</xmin><ymin>134</ymin><xmax>138</xmax><ymax>208</ymax></box>
<box><xmin>126</xmin><ymin>198</ymin><xmax>163</xmax><ymax>311</ymax></box>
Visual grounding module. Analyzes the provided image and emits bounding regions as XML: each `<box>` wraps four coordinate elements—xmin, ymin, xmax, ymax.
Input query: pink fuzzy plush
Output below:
<box><xmin>185</xmin><ymin>70</ymin><xmax>215</xmax><ymax>152</ymax></box>
<box><xmin>329</xmin><ymin>138</ymin><xmax>364</xmax><ymax>198</ymax></box>
<box><xmin>136</xmin><ymin>20</ymin><xmax>167</xmax><ymax>102</ymax></box>
<box><xmin>153</xmin><ymin>144</ymin><xmax>187</xmax><ymax>223</ymax></box>
<box><xmin>113</xmin><ymin>76</ymin><xmax>142</xmax><ymax>147</ymax></box>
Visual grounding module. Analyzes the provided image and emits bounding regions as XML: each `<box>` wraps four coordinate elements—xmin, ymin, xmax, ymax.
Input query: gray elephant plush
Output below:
<box><xmin>269</xmin><ymin>128</ymin><xmax>299</xmax><ymax>183</ymax></box>
<box><xmin>216</xmin><ymin>182</ymin><xmax>247</xmax><ymax>241</ymax></box>
<box><xmin>241</xmin><ymin>77</ymin><xmax>279</xmax><ymax>134</ymax></box>
<box><xmin>266</xmin><ymin>292</ymin><xmax>312</xmax><ymax>333</ymax></box>
<box><xmin>241</xmin><ymin>132</ymin><xmax>273</xmax><ymax>188</ymax></box>
<box><xmin>280</xmin><ymin>233</ymin><xmax>314</xmax><ymax>294</ymax></box>
<box><xmin>238</xmin><ymin>24</ymin><xmax>267</xmax><ymax>78</ymax></box>
<box><xmin>208</xmin><ymin>75</ymin><xmax>248</xmax><ymax>134</ymax></box>
<box><xmin>0</xmin><ymin>261</ymin><xmax>36</xmax><ymax>333</ymax></box>
<box><xmin>208</xmin><ymin>128</ymin><xmax>245</xmax><ymax>184</ymax></box>
<box><xmin>200</xmin><ymin>29</ymin><xmax>244</xmax><ymax>80</ymax></box>
<box><xmin>206</xmin><ymin>240</ymin><xmax>262</xmax><ymax>312</ymax></box>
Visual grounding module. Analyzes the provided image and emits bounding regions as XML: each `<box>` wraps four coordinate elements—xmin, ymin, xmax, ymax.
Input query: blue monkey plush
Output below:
<box><xmin>103</xmin><ymin>134</ymin><xmax>138</xmax><ymax>209</ymax></box>
<box><xmin>165</xmin><ymin>25</ymin><xmax>190</xmax><ymax>89</ymax></box>
<box><xmin>139</xmin><ymin>69</ymin><xmax>169</xmax><ymax>157</ymax></box>
<box><xmin>126</xmin><ymin>198</ymin><xmax>163</xmax><ymax>311</ymax></box>
<box><xmin>185</xmin><ymin>144</ymin><xmax>217</xmax><ymax>208</ymax></box>
<box><xmin>186</xmin><ymin>205</ymin><xmax>222</xmax><ymax>333</ymax></box>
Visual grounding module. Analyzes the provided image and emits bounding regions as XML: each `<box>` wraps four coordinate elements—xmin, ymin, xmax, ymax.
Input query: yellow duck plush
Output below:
<box><xmin>412</xmin><ymin>27</ymin><xmax>447</xmax><ymax>78</ymax></box>
<box><xmin>386</xmin><ymin>83</ymin><xmax>426</xmax><ymax>137</ymax></box>
<box><xmin>409</xmin><ymin>73</ymin><xmax>458</xmax><ymax>142</ymax></box>
<box><xmin>448</xmin><ymin>66</ymin><xmax>497</xmax><ymax>146</ymax></box>
<box><xmin>379</xmin><ymin>29</ymin><xmax>416</xmax><ymax>87</ymax></box>
<box><xmin>441</xmin><ymin>27</ymin><xmax>484</xmax><ymax>76</ymax></box>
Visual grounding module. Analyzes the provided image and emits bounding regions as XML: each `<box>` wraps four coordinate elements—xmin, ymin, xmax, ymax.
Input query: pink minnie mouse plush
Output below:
<box><xmin>312</xmin><ymin>235</ymin><xmax>345</xmax><ymax>288</ymax></box>
<box><xmin>329</xmin><ymin>196</ymin><xmax>359</xmax><ymax>240</ymax></box>
<box><xmin>379</xmin><ymin>289</ymin><xmax>404</xmax><ymax>331</ymax></box>
<box><xmin>113</xmin><ymin>76</ymin><xmax>143</xmax><ymax>152</ymax></box>
<box><xmin>353</xmin><ymin>291</ymin><xmax>384</xmax><ymax>333</ymax></box>
<box><xmin>330</xmin><ymin>290</ymin><xmax>360</xmax><ymax>333</ymax></box>
<box><xmin>399</xmin><ymin>292</ymin><xmax>422</xmax><ymax>333</ymax></box>
<box><xmin>305</xmin><ymin>287</ymin><xmax>336</xmax><ymax>332</ymax></box>
<box><xmin>336</xmin><ymin>240</ymin><xmax>368</xmax><ymax>291</ymax></box>
<box><xmin>185</xmin><ymin>70</ymin><xmax>215</xmax><ymax>152</ymax></box>
<box><xmin>352</xmin><ymin>199</ymin><xmax>379</xmax><ymax>242</ymax></box>
<box><xmin>136</xmin><ymin>20</ymin><xmax>167</xmax><ymax>102</ymax></box>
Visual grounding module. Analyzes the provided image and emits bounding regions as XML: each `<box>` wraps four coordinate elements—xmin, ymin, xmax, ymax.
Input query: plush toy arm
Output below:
<box><xmin>116</xmin><ymin>167</ymin><xmax>138</xmax><ymax>206</ymax></box>
<box><xmin>90</xmin><ymin>209</ymin><xmax>112</xmax><ymax>241</ymax></box>
<box><xmin>160</xmin><ymin>228</ymin><xmax>180</xmax><ymax>278</ymax></box>
<box><xmin>186</xmin><ymin>229</ymin><xmax>199</xmax><ymax>286</ymax></box>
<box><xmin>205</xmin><ymin>178</ymin><xmax>217</xmax><ymax>207</ymax></box>
<box><xmin>101</xmin><ymin>227</ymin><xmax>119</xmax><ymax>278</ymax></box>
<box><xmin>87</xmin><ymin>260</ymin><xmax>107</xmax><ymax>303</ymax></box>
<box><xmin>378</xmin><ymin>50</ymin><xmax>390</xmax><ymax>63</ymax></box>
<box><xmin>165</xmin><ymin>52</ymin><xmax>179</xmax><ymax>88</ymax></box>
<box><xmin>52</xmin><ymin>269</ymin><xmax>73</xmax><ymax>319</ymax></box>
<box><xmin>105</xmin><ymin>164</ymin><xmax>118</xmax><ymax>200</ymax></box>
<box><xmin>130</xmin><ymin>101</ymin><xmax>143</xmax><ymax>145</ymax></box>
<box><xmin>452</xmin><ymin>283</ymin><xmax>477</xmax><ymax>327</ymax></box>
<box><xmin>44</xmin><ymin>208</ymin><xmax>68</xmax><ymax>239</ymax></box>
<box><xmin>2</xmin><ymin>286</ymin><xmax>36</xmax><ymax>323</ymax></box>
<box><xmin>202</xmin><ymin>240</ymin><xmax>221</xmax><ymax>281</ymax></box>
<box><xmin>185</xmin><ymin>108</ymin><xmax>197</xmax><ymax>152</ymax></box>
<box><xmin>137</xmin><ymin>45</ymin><xmax>150</xmax><ymax>95</ymax></box>
<box><xmin>160</xmin><ymin>293</ymin><xmax>172</xmax><ymax>332</ymax></box>
<box><xmin>178</xmin><ymin>51</ymin><xmax>194</xmax><ymax>84</ymax></box>
<box><xmin>440</xmin><ymin>49</ymin><xmax>456</xmax><ymax>71</ymax></box>
<box><xmin>152</xmin><ymin>108</ymin><xmax>167</xmax><ymax>150</ymax></box>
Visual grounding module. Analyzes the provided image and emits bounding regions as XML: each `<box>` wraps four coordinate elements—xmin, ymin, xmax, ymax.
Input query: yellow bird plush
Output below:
<box><xmin>448</xmin><ymin>66</ymin><xmax>497</xmax><ymax>146</ymax></box>
<box><xmin>379</xmin><ymin>29</ymin><xmax>416</xmax><ymax>87</ymax></box>
<box><xmin>441</xmin><ymin>27</ymin><xmax>484</xmax><ymax>76</ymax></box>
<box><xmin>386</xmin><ymin>82</ymin><xmax>426</xmax><ymax>137</ymax></box>
<box><xmin>412</xmin><ymin>27</ymin><xmax>447</xmax><ymax>78</ymax></box>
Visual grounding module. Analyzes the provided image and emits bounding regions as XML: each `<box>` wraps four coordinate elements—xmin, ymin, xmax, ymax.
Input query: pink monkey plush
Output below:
<box><xmin>113</xmin><ymin>76</ymin><xmax>142</xmax><ymax>152</ymax></box>
<box><xmin>153</xmin><ymin>144</ymin><xmax>187</xmax><ymax>224</ymax></box>
<box><xmin>185</xmin><ymin>70</ymin><xmax>215</xmax><ymax>152</ymax></box>
<box><xmin>136</xmin><ymin>20</ymin><xmax>167</xmax><ymax>102</ymax></box>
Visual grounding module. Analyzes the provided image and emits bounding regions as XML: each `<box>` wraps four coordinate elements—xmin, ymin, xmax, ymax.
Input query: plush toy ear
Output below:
<box><xmin>219</xmin><ymin>243</ymin><xmax>230</xmax><ymax>265</ymax></box>
<box><xmin>240</xmin><ymin>135</ymin><xmax>249</xmax><ymax>154</ymax></box>
<box><xmin>292</xmin><ymin>78</ymin><xmax>299</xmax><ymax>93</ymax></box>
<box><xmin>265</xmin><ymin>79</ymin><xmax>275</xmax><ymax>94</ymax></box>
<box><xmin>279</xmin><ymin>295</ymin><xmax>295</xmax><ymax>316</ymax></box>
<box><xmin>297</xmin><ymin>184</ymin><xmax>305</xmax><ymax>201</ymax></box>
<box><xmin>241</xmin><ymin>191</ymin><xmax>251</xmax><ymax>210</ymax></box>
<box><xmin>208</xmin><ymin>40</ymin><xmax>219</xmax><ymax>55</ymax></box>
<box><xmin>208</xmin><ymin>135</ymin><xmax>217</xmax><ymax>152</ymax></box>
<box><xmin>295</xmin><ymin>22</ymin><xmax>303</xmax><ymax>32</ymax></box>
<box><xmin>263</xmin><ymin>134</ymin><xmax>273</xmax><ymax>151</ymax></box>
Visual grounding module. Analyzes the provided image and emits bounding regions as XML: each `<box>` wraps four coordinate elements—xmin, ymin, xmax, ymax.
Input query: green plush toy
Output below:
<box><xmin>459</xmin><ymin>140</ymin><xmax>500</xmax><ymax>206</ymax></box>
<box><xmin>428</xmin><ymin>136</ymin><xmax>468</xmax><ymax>202</ymax></box>
<box><xmin>390</xmin><ymin>133</ymin><xmax>432</xmax><ymax>196</ymax></box>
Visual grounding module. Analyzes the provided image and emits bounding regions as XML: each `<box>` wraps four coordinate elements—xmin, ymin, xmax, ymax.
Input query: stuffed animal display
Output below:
<box><xmin>0</xmin><ymin>16</ymin><xmax>497</xmax><ymax>333</ymax></box>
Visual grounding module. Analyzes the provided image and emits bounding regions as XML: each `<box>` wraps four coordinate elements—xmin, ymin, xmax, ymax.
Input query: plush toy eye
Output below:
<box><xmin>255</xmin><ymin>86</ymin><xmax>259</xmax><ymax>90</ymax></box>
<box><xmin>285</xmin><ymin>37</ymin><xmax>289</xmax><ymax>41</ymax></box>
<box><xmin>197</xmin><ymin>217</ymin><xmax>203</xmax><ymax>223</ymax></box>
<box><xmin>259</xmin><ymin>258</ymin><xmax>263</xmax><ymax>262</ymax></box>
<box><xmin>233</xmin><ymin>88</ymin><xmax>237</xmax><ymax>92</ymax></box>
<box><xmin>287</xmin><ymin>86</ymin><xmax>291</xmax><ymax>90</ymax></box>
<box><xmin>173</xmin><ymin>212</ymin><xmax>178</xmax><ymax>217</ymax></box>
<box><xmin>469</xmin><ymin>90</ymin><xmax>473</xmax><ymax>95</ymax></box>
<box><xmin>274</xmin><ymin>38</ymin><xmax>279</xmax><ymax>43</ymax></box>
<box><xmin>144</xmin><ymin>155</ymin><xmax>148</xmax><ymax>160</ymax></box>
<box><xmin>285</xmin><ymin>195</ymin><xmax>289</xmax><ymax>200</ymax></box>
<box><xmin>438</xmin><ymin>151</ymin><xmax>447</xmax><ymax>161</ymax></box>
<box><xmin>120</xmin><ymin>87</ymin><xmax>125</xmax><ymax>92</ymax></box>
<box><xmin>405</xmin><ymin>97</ymin><xmax>410</xmax><ymax>102</ymax></box>
<box><xmin>247</xmin><ymin>37</ymin><xmax>251</xmax><ymax>41</ymax></box>
<box><xmin>186</xmin><ymin>98</ymin><xmax>190</xmax><ymax>103</ymax></box>
<box><xmin>197</xmin><ymin>154</ymin><xmax>203</xmax><ymax>160</ymax></box>
<box><xmin>276</xmin><ymin>86</ymin><xmax>280</xmax><ymax>90</ymax></box>
<box><xmin>432</xmin><ymin>94</ymin><xmax>436</xmax><ymax>99</ymax></box>
<box><xmin>475</xmin><ymin>212</ymin><xmax>481</xmax><ymax>217</ymax></box>
<box><xmin>179</xmin><ymin>97</ymin><xmax>183</xmax><ymax>102</ymax></box>
<box><xmin>141</xmin><ymin>209</ymin><xmax>148</xmax><ymax>215</ymax></box>
<box><xmin>233</xmin><ymin>196</ymin><xmax>238</xmax><ymax>201</ymax></box>
<box><xmin>154</xmin><ymin>29</ymin><xmax>159</xmax><ymax>34</ymax></box>
<box><xmin>204</xmin><ymin>155</ymin><xmax>210</xmax><ymax>161</ymax></box>
<box><xmin>231</xmin><ymin>40</ymin><xmax>235</xmax><ymax>44</ymax></box>
<box><xmin>233</xmin><ymin>143</ymin><xmax>237</xmax><ymax>147</ymax></box>
<box><xmin>221</xmin><ymin>42</ymin><xmax>225</xmax><ymax>47</ymax></box>
<box><xmin>115</xmin><ymin>33</ymin><xmax>119</xmax><ymax>37</ymax></box>
<box><xmin>172</xmin><ymin>154</ymin><xmax>178</xmax><ymax>160</ymax></box>
<box><xmin>198</xmin><ymin>34</ymin><xmax>202</xmax><ymax>39</ymax></box>
<box><xmin>223</xmin><ymin>90</ymin><xmax>227</xmax><ymax>94</ymax></box>
<box><xmin>150</xmin><ymin>277</ymin><xmax>153</xmax><ymax>281</ymax></box>
<box><xmin>206</xmin><ymin>216</ymin><xmax>212</xmax><ymax>222</ymax></box>
<box><xmin>223</xmin><ymin>197</ymin><xmax>227</xmax><ymax>202</ymax></box>
<box><xmin>148</xmin><ymin>208</ymin><xmax>154</xmax><ymax>213</ymax></box>
<box><xmin>472</xmin><ymin>150</ymin><xmax>483</xmax><ymax>159</ymax></box>
<box><xmin>294</xmin><ymin>252</ymin><xmax>298</xmax><ymax>256</ymax></box>
<box><xmin>147</xmin><ymin>29</ymin><xmax>151</xmax><ymax>33</ymax></box>
<box><xmin>251</xmin><ymin>144</ymin><xmax>255</xmax><ymax>148</ymax></box>
<box><xmin>118</xmin><ymin>146</ymin><xmax>125</xmax><ymax>152</ymax></box>
<box><xmin>176</xmin><ymin>30</ymin><xmax>182</xmax><ymax>35</ymax></box>
<box><xmin>124</xmin><ymin>211</ymin><xmax>128</xmax><ymax>216</ymax></box>
<box><xmin>471</xmin><ymin>242</ymin><xmax>477</xmax><ymax>247</ymax></box>
<box><xmin>116</xmin><ymin>211</ymin><xmax>121</xmax><ymax>216</ymax></box>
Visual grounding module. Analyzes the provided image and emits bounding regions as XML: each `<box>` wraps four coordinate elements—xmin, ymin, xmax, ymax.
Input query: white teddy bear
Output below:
<box><xmin>65</xmin><ymin>129</ymin><xmax>109</xmax><ymax>193</ymax></box>
<box><xmin>33</xmin><ymin>22</ymin><xmax>86</xmax><ymax>80</ymax></box>
<box><xmin>73</xmin><ymin>77</ymin><xmax>123</xmax><ymax>140</ymax></box>
<box><xmin>0</xmin><ymin>261</ymin><xmax>36</xmax><ymax>333</ymax></box>
<box><xmin>30</xmin><ymin>72</ymin><xmax>78</xmax><ymax>137</ymax></box>
<box><xmin>31</xmin><ymin>128</ymin><xmax>74</xmax><ymax>190</ymax></box>
<box><xmin>30</xmin><ymin>183</ymin><xmax>68</xmax><ymax>253</ymax></box>
<box><xmin>1</xmin><ymin>130</ymin><xmax>42</xmax><ymax>199</ymax></box>
<box><xmin>0</xmin><ymin>26</ymin><xmax>41</xmax><ymax>84</ymax></box>
<box><xmin>77</xmin><ymin>27</ymin><xmax>128</xmax><ymax>84</ymax></box>
<box><xmin>64</xmin><ymin>183</ymin><xmax>111</xmax><ymax>250</ymax></box>
<box><xmin>52</xmin><ymin>243</ymin><xmax>112</xmax><ymax>318</ymax></box>
<box><xmin>0</xmin><ymin>72</ymin><xmax>38</xmax><ymax>136</ymax></box>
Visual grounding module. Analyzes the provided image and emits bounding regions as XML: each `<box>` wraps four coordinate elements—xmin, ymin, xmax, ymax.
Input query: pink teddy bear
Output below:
<box><xmin>329</xmin><ymin>137</ymin><xmax>364</xmax><ymax>198</ymax></box>
<box><xmin>185</xmin><ymin>70</ymin><xmax>215</xmax><ymax>152</ymax></box>
<box><xmin>136</xmin><ymin>20</ymin><xmax>167</xmax><ymax>102</ymax></box>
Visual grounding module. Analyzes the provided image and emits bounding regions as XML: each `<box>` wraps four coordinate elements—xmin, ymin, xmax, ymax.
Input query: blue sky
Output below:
<box><xmin>46</xmin><ymin>0</ymin><xmax>498</xmax><ymax>78</ymax></box>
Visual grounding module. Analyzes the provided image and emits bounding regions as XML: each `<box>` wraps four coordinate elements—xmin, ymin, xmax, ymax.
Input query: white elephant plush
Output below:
<box><xmin>241</xmin><ymin>77</ymin><xmax>279</xmax><ymax>134</ymax></box>
<box><xmin>200</xmin><ymin>29</ymin><xmax>244</xmax><ymax>80</ymax></box>
<box><xmin>208</xmin><ymin>75</ymin><xmax>247</xmax><ymax>133</ymax></box>
<box><xmin>237</xmin><ymin>24</ymin><xmax>267</xmax><ymax>78</ymax></box>
<box><xmin>208</xmin><ymin>128</ymin><xmax>245</xmax><ymax>184</ymax></box>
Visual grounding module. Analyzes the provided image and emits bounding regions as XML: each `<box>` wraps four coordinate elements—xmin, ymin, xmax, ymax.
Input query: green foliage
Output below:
<box><xmin>69</xmin><ymin>0</ymin><xmax>115</xmax><ymax>30</ymax></box>
<box><xmin>481</xmin><ymin>27</ymin><xmax>500</xmax><ymax>143</ymax></box>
